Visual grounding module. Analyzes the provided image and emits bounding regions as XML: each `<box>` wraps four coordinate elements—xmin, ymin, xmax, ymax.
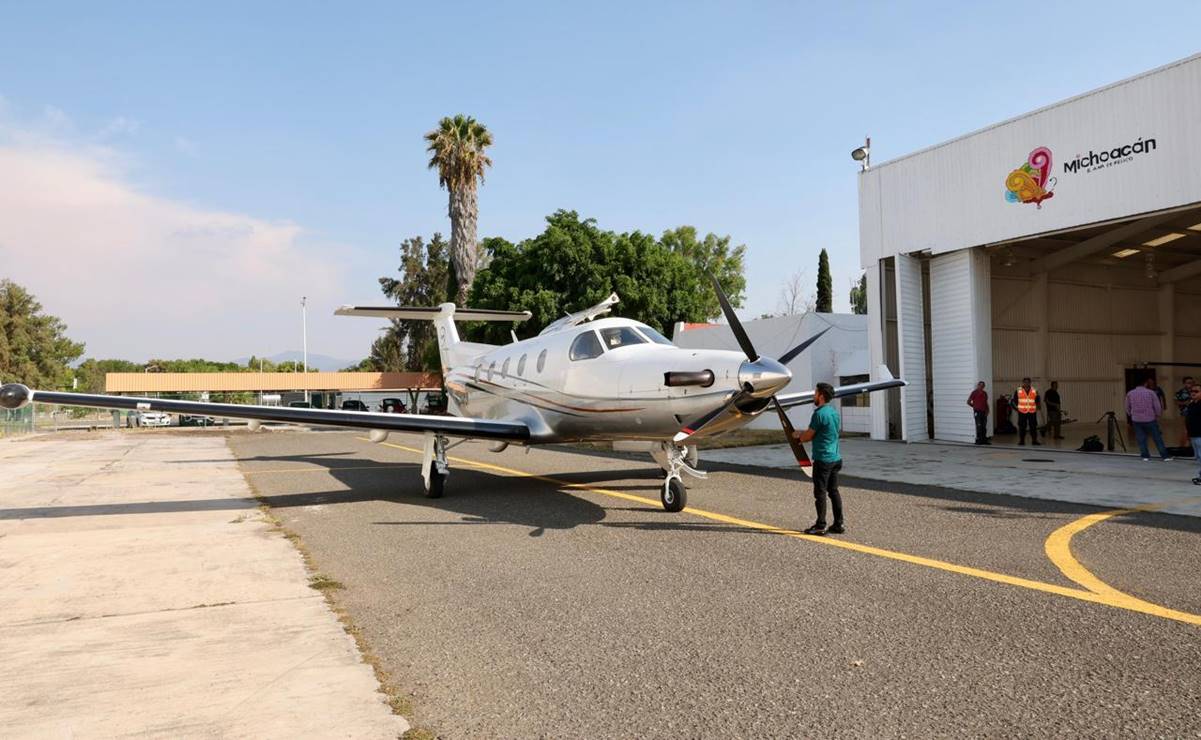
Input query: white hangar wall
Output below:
<box><xmin>860</xmin><ymin>54</ymin><xmax>1201</xmax><ymax>265</ymax></box>
<box><xmin>860</xmin><ymin>53</ymin><xmax>1201</xmax><ymax>444</ymax></box>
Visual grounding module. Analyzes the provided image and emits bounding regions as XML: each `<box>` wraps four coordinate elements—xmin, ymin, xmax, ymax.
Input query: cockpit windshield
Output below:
<box><xmin>599</xmin><ymin>326</ymin><xmax>647</xmax><ymax>350</ymax></box>
<box><xmin>634</xmin><ymin>324</ymin><xmax>674</xmax><ymax>346</ymax></box>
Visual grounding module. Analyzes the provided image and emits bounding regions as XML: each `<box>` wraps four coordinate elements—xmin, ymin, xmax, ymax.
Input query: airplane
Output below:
<box><xmin>0</xmin><ymin>277</ymin><xmax>904</xmax><ymax>512</ymax></box>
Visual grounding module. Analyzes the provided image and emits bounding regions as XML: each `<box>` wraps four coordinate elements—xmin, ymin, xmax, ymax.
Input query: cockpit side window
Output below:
<box><xmin>599</xmin><ymin>326</ymin><xmax>647</xmax><ymax>350</ymax></box>
<box><xmin>569</xmin><ymin>330</ymin><xmax>604</xmax><ymax>360</ymax></box>
<box><xmin>634</xmin><ymin>324</ymin><xmax>675</xmax><ymax>346</ymax></box>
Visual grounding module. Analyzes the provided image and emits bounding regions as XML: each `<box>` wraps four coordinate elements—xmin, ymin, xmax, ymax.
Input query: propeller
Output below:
<box><xmin>672</xmin><ymin>274</ymin><xmax>824</xmax><ymax>476</ymax></box>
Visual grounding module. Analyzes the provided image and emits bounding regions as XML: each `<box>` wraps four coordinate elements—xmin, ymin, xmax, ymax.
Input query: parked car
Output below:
<box><xmin>179</xmin><ymin>415</ymin><xmax>217</xmax><ymax>427</ymax></box>
<box><xmin>136</xmin><ymin>411</ymin><xmax>172</xmax><ymax>427</ymax></box>
<box><xmin>379</xmin><ymin>397</ymin><xmax>407</xmax><ymax>414</ymax></box>
<box><xmin>422</xmin><ymin>392</ymin><xmax>448</xmax><ymax>415</ymax></box>
<box><xmin>288</xmin><ymin>401</ymin><xmax>313</xmax><ymax>409</ymax></box>
<box><xmin>340</xmin><ymin>399</ymin><xmax>369</xmax><ymax>412</ymax></box>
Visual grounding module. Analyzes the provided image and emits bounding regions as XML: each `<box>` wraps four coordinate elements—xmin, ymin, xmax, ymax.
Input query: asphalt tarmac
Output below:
<box><xmin>228</xmin><ymin>430</ymin><xmax>1201</xmax><ymax>738</ymax></box>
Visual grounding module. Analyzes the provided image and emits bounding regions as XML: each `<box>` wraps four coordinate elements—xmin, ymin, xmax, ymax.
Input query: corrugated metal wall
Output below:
<box><xmin>930</xmin><ymin>249</ymin><xmax>992</xmax><ymax>443</ymax></box>
<box><xmin>895</xmin><ymin>254</ymin><xmax>929</xmax><ymax>440</ymax></box>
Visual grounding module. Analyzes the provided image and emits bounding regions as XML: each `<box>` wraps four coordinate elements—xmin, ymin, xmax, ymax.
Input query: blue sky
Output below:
<box><xmin>2</xmin><ymin>1</ymin><xmax>1199</xmax><ymax>361</ymax></box>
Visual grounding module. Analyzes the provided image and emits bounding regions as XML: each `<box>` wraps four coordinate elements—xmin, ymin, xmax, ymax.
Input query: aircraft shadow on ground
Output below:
<box><xmin>555</xmin><ymin>445</ymin><xmax>1201</xmax><ymax>537</ymax></box>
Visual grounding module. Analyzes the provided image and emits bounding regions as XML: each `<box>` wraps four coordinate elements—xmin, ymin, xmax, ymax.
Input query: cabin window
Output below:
<box><xmin>517</xmin><ymin>354</ymin><xmax>527</xmax><ymax>376</ymax></box>
<box><xmin>488</xmin><ymin>361</ymin><xmax>496</xmax><ymax>381</ymax></box>
<box><xmin>537</xmin><ymin>349</ymin><xmax>547</xmax><ymax>373</ymax></box>
<box><xmin>599</xmin><ymin>326</ymin><xmax>647</xmax><ymax>350</ymax></box>
<box><xmin>569</xmin><ymin>330</ymin><xmax>604</xmax><ymax>361</ymax></box>
<box><xmin>501</xmin><ymin>358</ymin><xmax>510</xmax><ymax>377</ymax></box>
<box><xmin>634</xmin><ymin>324</ymin><xmax>674</xmax><ymax>346</ymax></box>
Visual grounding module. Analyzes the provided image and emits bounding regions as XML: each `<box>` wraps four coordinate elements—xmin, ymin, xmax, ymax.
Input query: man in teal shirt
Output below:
<box><xmin>792</xmin><ymin>382</ymin><xmax>843</xmax><ymax>535</ymax></box>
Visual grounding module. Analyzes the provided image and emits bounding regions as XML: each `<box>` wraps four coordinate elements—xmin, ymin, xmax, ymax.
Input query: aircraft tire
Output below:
<box><xmin>661</xmin><ymin>477</ymin><xmax>686</xmax><ymax>512</ymax></box>
<box><xmin>425</xmin><ymin>463</ymin><xmax>446</xmax><ymax>499</ymax></box>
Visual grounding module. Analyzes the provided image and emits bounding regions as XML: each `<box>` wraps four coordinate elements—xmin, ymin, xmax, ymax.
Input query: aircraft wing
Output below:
<box><xmin>774</xmin><ymin>367</ymin><xmax>906</xmax><ymax>410</ymax></box>
<box><xmin>0</xmin><ymin>385</ymin><xmax>530</xmax><ymax>442</ymax></box>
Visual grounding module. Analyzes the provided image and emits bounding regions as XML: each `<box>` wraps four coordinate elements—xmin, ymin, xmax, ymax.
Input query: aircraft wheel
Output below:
<box><xmin>661</xmin><ymin>477</ymin><xmax>686</xmax><ymax>513</ymax></box>
<box><xmin>425</xmin><ymin>462</ymin><xmax>446</xmax><ymax>499</ymax></box>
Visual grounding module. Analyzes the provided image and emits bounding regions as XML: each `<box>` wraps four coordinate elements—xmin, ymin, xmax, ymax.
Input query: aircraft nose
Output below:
<box><xmin>737</xmin><ymin>358</ymin><xmax>791</xmax><ymax>398</ymax></box>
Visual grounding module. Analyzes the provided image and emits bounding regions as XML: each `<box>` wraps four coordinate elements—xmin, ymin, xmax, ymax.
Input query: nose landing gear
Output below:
<box><xmin>656</xmin><ymin>442</ymin><xmax>705</xmax><ymax>512</ymax></box>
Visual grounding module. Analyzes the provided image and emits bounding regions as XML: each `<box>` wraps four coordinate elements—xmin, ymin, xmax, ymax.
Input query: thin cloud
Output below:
<box><xmin>0</xmin><ymin>119</ymin><xmax>378</xmax><ymax>363</ymax></box>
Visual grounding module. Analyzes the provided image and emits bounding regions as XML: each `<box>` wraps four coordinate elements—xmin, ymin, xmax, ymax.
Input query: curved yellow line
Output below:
<box><xmin>1045</xmin><ymin>497</ymin><xmax>1201</xmax><ymax>626</ymax></box>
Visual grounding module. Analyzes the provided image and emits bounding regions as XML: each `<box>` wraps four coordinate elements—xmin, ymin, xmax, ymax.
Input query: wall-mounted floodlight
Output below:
<box><xmin>851</xmin><ymin>136</ymin><xmax>871</xmax><ymax>171</ymax></box>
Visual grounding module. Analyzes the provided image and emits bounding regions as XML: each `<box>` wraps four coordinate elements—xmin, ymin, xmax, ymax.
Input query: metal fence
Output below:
<box><xmin>1</xmin><ymin>405</ymin><xmax>34</xmax><ymax>437</ymax></box>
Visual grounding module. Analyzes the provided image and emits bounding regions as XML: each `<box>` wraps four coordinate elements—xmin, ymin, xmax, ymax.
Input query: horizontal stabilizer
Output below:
<box><xmin>336</xmin><ymin>305</ymin><xmax>531</xmax><ymax>322</ymax></box>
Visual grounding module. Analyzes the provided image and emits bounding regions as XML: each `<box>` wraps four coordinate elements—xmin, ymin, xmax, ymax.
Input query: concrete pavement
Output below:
<box><xmin>0</xmin><ymin>431</ymin><xmax>407</xmax><ymax>738</ymax></box>
<box><xmin>701</xmin><ymin>438</ymin><xmax>1201</xmax><ymax>518</ymax></box>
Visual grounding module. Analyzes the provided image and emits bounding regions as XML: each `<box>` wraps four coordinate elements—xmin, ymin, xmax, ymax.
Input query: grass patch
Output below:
<box><xmin>307</xmin><ymin>574</ymin><xmax>345</xmax><ymax>591</ymax></box>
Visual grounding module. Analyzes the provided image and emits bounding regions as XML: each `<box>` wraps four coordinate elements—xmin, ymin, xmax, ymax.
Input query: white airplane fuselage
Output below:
<box><xmin>442</xmin><ymin>317</ymin><xmax>788</xmax><ymax>444</ymax></box>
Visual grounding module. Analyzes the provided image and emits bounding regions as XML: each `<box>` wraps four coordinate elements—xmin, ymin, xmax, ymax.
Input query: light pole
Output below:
<box><xmin>301</xmin><ymin>296</ymin><xmax>309</xmax><ymax>405</ymax></box>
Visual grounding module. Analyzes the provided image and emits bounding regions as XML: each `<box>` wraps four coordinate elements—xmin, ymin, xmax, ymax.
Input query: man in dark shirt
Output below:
<box><xmin>966</xmin><ymin>381</ymin><xmax>990</xmax><ymax>445</ymax></box>
<box><xmin>1186</xmin><ymin>385</ymin><xmax>1201</xmax><ymax>486</ymax></box>
<box><xmin>1045</xmin><ymin>381</ymin><xmax>1064</xmax><ymax>440</ymax></box>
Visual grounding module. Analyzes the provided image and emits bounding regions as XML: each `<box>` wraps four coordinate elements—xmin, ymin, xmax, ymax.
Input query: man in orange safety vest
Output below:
<box><xmin>1014</xmin><ymin>377</ymin><xmax>1041</xmax><ymax>446</ymax></box>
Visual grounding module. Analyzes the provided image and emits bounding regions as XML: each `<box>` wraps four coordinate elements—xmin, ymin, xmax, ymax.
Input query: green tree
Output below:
<box><xmin>658</xmin><ymin>226</ymin><xmax>747</xmax><ymax>319</ymax></box>
<box><xmin>0</xmin><ymin>280</ymin><xmax>85</xmax><ymax>389</ymax></box>
<box><xmin>466</xmin><ymin>210</ymin><xmax>714</xmax><ymax>344</ymax></box>
<box><xmin>816</xmin><ymin>248</ymin><xmax>833</xmax><ymax>313</ymax></box>
<box><xmin>376</xmin><ymin>234</ymin><xmax>451</xmax><ymax>371</ymax></box>
<box><xmin>849</xmin><ymin>273</ymin><xmax>868</xmax><ymax>315</ymax></box>
<box><xmin>425</xmin><ymin>115</ymin><xmax>493</xmax><ymax>305</ymax></box>
<box><xmin>74</xmin><ymin>358</ymin><xmax>143</xmax><ymax>394</ymax></box>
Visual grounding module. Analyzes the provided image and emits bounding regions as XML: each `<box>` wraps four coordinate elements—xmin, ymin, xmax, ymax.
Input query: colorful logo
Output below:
<box><xmin>1004</xmin><ymin>147</ymin><xmax>1055</xmax><ymax>208</ymax></box>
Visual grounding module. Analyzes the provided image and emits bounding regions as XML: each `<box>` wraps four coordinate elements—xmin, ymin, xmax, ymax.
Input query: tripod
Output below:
<box><xmin>1096</xmin><ymin>411</ymin><xmax>1127</xmax><ymax>452</ymax></box>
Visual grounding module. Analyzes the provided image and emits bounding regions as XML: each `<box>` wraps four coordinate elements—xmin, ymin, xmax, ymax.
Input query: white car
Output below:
<box><xmin>136</xmin><ymin>411</ymin><xmax>172</xmax><ymax>427</ymax></box>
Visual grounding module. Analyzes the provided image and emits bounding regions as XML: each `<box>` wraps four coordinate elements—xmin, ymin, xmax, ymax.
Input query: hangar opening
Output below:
<box><xmin>860</xmin><ymin>54</ymin><xmax>1201</xmax><ymax>451</ymax></box>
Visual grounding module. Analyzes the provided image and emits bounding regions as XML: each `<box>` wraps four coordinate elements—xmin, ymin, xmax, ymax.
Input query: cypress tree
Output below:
<box><xmin>816</xmin><ymin>249</ymin><xmax>833</xmax><ymax>313</ymax></box>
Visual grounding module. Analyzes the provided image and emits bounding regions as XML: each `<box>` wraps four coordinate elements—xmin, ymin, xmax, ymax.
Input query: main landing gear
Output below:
<box><xmin>421</xmin><ymin>432</ymin><xmax>450</xmax><ymax>498</ymax></box>
<box><xmin>655</xmin><ymin>442</ymin><xmax>705</xmax><ymax>513</ymax></box>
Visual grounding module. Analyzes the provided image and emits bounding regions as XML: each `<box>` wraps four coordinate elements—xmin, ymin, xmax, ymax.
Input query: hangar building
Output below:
<box><xmin>860</xmin><ymin>54</ymin><xmax>1201</xmax><ymax>446</ymax></box>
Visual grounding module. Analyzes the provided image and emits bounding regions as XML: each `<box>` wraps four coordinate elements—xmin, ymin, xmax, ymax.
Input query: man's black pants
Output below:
<box><xmin>1018</xmin><ymin>412</ymin><xmax>1039</xmax><ymax>443</ymax></box>
<box><xmin>974</xmin><ymin>411</ymin><xmax>989</xmax><ymax>443</ymax></box>
<box><xmin>812</xmin><ymin>459</ymin><xmax>843</xmax><ymax>528</ymax></box>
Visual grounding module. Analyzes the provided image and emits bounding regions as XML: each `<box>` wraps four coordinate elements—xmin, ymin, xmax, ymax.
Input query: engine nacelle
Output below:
<box><xmin>368</xmin><ymin>429</ymin><xmax>389</xmax><ymax>444</ymax></box>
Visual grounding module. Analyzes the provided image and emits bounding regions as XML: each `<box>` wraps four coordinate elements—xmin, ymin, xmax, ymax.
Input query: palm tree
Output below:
<box><xmin>424</xmin><ymin>115</ymin><xmax>493</xmax><ymax>305</ymax></box>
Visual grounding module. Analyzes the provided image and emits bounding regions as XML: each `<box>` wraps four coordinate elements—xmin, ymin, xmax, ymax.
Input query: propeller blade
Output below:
<box><xmin>707</xmin><ymin>272</ymin><xmax>758</xmax><ymax>362</ymax></box>
<box><xmin>777</xmin><ymin>327</ymin><xmax>831</xmax><ymax>366</ymax></box>
<box><xmin>772</xmin><ymin>396</ymin><xmax>812</xmax><ymax>477</ymax></box>
<box><xmin>673</xmin><ymin>391</ymin><xmax>748</xmax><ymax>444</ymax></box>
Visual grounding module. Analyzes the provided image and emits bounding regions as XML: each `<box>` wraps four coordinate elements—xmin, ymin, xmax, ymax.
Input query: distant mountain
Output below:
<box><xmin>234</xmin><ymin>351</ymin><xmax>360</xmax><ymax>372</ymax></box>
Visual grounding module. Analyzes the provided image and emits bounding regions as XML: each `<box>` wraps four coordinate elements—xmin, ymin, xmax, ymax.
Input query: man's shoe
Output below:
<box><xmin>826</xmin><ymin>524</ymin><xmax>845</xmax><ymax>535</ymax></box>
<box><xmin>1032</xmin><ymin>441</ymin><xmax>1042</xmax><ymax>446</ymax></box>
<box><xmin>803</xmin><ymin>525</ymin><xmax>826</xmax><ymax>535</ymax></box>
<box><xmin>1142</xmin><ymin>457</ymin><xmax>1151</xmax><ymax>462</ymax></box>
<box><xmin>984</xmin><ymin>439</ymin><xmax>992</xmax><ymax>445</ymax></box>
<box><xmin>1162</xmin><ymin>457</ymin><xmax>1172</xmax><ymax>462</ymax></box>
<box><xmin>1193</xmin><ymin>478</ymin><xmax>1201</xmax><ymax>486</ymax></box>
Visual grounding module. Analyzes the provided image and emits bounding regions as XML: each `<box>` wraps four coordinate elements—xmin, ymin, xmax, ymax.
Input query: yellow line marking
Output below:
<box><xmin>359</xmin><ymin>438</ymin><xmax>1201</xmax><ymax>627</ymax></box>
<box><xmin>1044</xmin><ymin>496</ymin><xmax>1201</xmax><ymax>625</ymax></box>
